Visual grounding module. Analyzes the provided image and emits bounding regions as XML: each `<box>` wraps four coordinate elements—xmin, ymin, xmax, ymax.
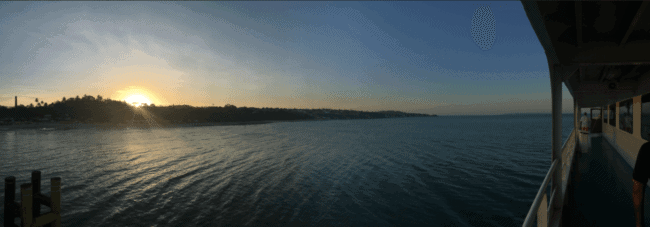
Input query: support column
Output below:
<box><xmin>551</xmin><ymin>64</ymin><xmax>563</xmax><ymax>223</ymax></box>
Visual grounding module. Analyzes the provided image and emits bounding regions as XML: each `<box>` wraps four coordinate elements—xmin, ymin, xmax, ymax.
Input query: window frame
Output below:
<box><xmin>591</xmin><ymin>109</ymin><xmax>600</xmax><ymax>120</ymax></box>
<box><xmin>619</xmin><ymin>99</ymin><xmax>633</xmax><ymax>134</ymax></box>
<box><xmin>642</xmin><ymin>93</ymin><xmax>650</xmax><ymax>141</ymax></box>
<box><xmin>609</xmin><ymin>104</ymin><xmax>616</xmax><ymax>126</ymax></box>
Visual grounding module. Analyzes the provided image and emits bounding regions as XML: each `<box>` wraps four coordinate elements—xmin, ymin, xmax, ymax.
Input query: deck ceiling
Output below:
<box><xmin>522</xmin><ymin>1</ymin><xmax>650</xmax><ymax>108</ymax></box>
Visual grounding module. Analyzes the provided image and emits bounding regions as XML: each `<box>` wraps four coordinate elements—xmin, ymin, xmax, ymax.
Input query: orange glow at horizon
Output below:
<box><xmin>125</xmin><ymin>94</ymin><xmax>152</xmax><ymax>107</ymax></box>
<box><xmin>113</xmin><ymin>86</ymin><xmax>162</xmax><ymax>107</ymax></box>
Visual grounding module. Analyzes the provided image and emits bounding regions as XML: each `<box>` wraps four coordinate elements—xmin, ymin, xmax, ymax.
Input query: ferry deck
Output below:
<box><xmin>521</xmin><ymin>1</ymin><xmax>650</xmax><ymax>227</ymax></box>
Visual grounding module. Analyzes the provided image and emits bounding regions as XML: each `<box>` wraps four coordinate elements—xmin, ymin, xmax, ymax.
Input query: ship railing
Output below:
<box><xmin>561</xmin><ymin>128</ymin><xmax>577</xmax><ymax>202</ymax></box>
<box><xmin>522</xmin><ymin>128</ymin><xmax>576</xmax><ymax>227</ymax></box>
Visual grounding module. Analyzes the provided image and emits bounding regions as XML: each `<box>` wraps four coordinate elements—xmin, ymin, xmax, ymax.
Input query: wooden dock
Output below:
<box><xmin>4</xmin><ymin>171</ymin><xmax>61</xmax><ymax>227</ymax></box>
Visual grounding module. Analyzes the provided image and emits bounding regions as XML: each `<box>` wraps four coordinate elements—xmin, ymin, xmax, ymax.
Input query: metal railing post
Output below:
<box><xmin>551</xmin><ymin>64</ymin><xmax>563</xmax><ymax>225</ymax></box>
<box><xmin>524</xmin><ymin>128</ymin><xmax>576</xmax><ymax>227</ymax></box>
<box><xmin>523</xmin><ymin>160</ymin><xmax>559</xmax><ymax>227</ymax></box>
<box><xmin>574</xmin><ymin>101</ymin><xmax>578</xmax><ymax>150</ymax></box>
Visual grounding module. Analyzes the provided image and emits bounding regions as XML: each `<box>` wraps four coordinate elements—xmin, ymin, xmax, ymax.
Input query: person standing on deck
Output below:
<box><xmin>633</xmin><ymin>140</ymin><xmax>650</xmax><ymax>227</ymax></box>
<box><xmin>580</xmin><ymin>113</ymin><xmax>589</xmax><ymax>131</ymax></box>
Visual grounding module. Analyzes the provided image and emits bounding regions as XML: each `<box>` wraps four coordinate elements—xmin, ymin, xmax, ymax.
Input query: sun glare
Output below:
<box><xmin>125</xmin><ymin>94</ymin><xmax>152</xmax><ymax>107</ymax></box>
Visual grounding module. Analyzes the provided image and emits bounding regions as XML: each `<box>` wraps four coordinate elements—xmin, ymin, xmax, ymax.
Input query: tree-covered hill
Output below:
<box><xmin>0</xmin><ymin>95</ymin><xmax>436</xmax><ymax>125</ymax></box>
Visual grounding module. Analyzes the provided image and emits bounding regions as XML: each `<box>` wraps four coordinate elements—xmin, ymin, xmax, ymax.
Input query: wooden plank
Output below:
<box><xmin>34</xmin><ymin>193</ymin><xmax>52</xmax><ymax>207</ymax></box>
<box><xmin>33</xmin><ymin>212</ymin><xmax>59</xmax><ymax>227</ymax></box>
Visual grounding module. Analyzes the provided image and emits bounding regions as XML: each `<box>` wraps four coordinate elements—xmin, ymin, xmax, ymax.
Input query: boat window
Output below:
<box><xmin>619</xmin><ymin>99</ymin><xmax>633</xmax><ymax>134</ymax></box>
<box><xmin>609</xmin><ymin>104</ymin><xmax>615</xmax><ymax>127</ymax></box>
<box><xmin>591</xmin><ymin>109</ymin><xmax>600</xmax><ymax>120</ymax></box>
<box><xmin>642</xmin><ymin>94</ymin><xmax>650</xmax><ymax>141</ymax></box>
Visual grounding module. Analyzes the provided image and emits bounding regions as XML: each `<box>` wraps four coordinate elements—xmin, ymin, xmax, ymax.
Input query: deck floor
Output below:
<box><xmin>562</xmin><ymin>133</ymin><xmax>650</xmax><ymax>226</ymax></box>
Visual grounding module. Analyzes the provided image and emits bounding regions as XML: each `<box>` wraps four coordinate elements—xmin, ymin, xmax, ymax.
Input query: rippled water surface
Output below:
<box><xmin>0</xmin><ymin>115</ymin><xmax>574</xmax><ymax>226</ymax></box>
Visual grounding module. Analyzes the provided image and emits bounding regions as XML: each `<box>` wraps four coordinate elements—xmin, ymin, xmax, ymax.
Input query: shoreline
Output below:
<box><xmin>0</xmin><ymin>120</ymin><xmax>280</xmax><ymax>131</ymax></box>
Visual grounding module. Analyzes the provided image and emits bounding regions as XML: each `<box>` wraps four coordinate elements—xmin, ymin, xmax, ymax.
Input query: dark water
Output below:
<box><xmin>0</xmin><ymin>115</ymin><xmax>574</xmax><ymax>226</ymax></box>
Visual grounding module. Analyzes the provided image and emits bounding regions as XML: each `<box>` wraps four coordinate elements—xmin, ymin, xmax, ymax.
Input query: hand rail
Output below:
<box><xmin>522</xmin><ymin>128</ymin><xmax>577</xmax><ymax>227</ymax></box>
<box><xmin>522</xmin><ymin>159</ymin><xmax>559</xmax><ymax>227</ymax></box>
<box><xmin>547</xmin><ymin>188</ymin><xmax>557</xmax><ymax>214</ymax></box>
<box><xmin>561</xmin><ymin>129</ymin><xmax>576</xmax><ymax>181</ymax></box>
<box><xmin>561</xmin><ymin>129</ymin><xmax>577</xmax><ymax>197</ymax></box>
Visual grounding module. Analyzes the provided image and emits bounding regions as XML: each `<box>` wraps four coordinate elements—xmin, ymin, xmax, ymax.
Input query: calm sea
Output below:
<box><xmin>0</xmin><ymin>114</ymin><xmax>575</xmax><ymax>226</ymax></box>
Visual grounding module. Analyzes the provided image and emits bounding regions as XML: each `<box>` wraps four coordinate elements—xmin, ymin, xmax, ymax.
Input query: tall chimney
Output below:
<box><xmin>15</xmin><ymin>96</ymin><xmax>17</xmax><ymax>108</ymax></box>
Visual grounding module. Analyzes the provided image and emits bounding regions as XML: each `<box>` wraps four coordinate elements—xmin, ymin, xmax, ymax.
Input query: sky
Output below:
<box><xmin>0</xmin><ymin>1</ymin><xmax>576</xmax><ymax>115</ymax></box>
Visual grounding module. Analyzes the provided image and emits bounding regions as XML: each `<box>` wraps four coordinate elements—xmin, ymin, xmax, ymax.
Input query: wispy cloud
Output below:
<box><xmin>0</xmin><ymin>1</ymin><xmax>567</xmax><ymax>114</ymax></box>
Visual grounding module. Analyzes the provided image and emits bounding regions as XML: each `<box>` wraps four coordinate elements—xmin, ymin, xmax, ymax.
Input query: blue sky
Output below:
<box><xmin>0</xmin><ymin>1</ymin><xmax>574</xmax><ymax>115</ymax></box>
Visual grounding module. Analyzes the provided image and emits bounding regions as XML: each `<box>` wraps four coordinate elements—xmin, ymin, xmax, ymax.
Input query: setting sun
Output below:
<box><xmin>125</xmin><ymin>94</ymin><xmax>152</xmax><ymax>107</ymax></box>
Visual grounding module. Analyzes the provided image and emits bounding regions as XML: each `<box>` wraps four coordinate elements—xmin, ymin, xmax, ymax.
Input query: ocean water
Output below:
<box><xmin>0</xmin><ymin>114</ymin><xmax>575</xmax><ymax>226</ymax></box>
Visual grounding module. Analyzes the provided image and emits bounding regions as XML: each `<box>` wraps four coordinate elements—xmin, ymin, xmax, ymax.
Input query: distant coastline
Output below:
<box><xmin>436</xmin><ymin>113</ymin><xmax>575</xmax><ymax>116</ymax></box>
<box><xmin>1</xmin><ymin>95</ymin><xmax>436</xmax><ymax>129</ymax></box>
<box><xmin>0</xmin><ymin>120</ymin><xmax>278</xmax><ymax>131</ymax></box>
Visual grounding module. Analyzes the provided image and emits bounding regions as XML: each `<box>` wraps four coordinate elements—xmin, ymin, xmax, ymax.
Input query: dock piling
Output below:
<box><xmin>31</xmin><ymin>171</ymin><xmax>41</xmax><ymax>218</ymax></box>
<box><xmin>4</xmin><ymin>176</ymin><xmax>16</xmax><ymax>227</ymax></box>
<box><xmin>20</xmin><ymin>183</ymin><xmax>33</xmax><ymax>227</ymax></box>
<box><xmin>50</xmin><ymin>177</ymin><xmax>61</xmax><ymax>227</ymax></box>
<box><xmin>3</xmin><ymin>172</ymin><xmax>61</xmax><ymax>227</ymax></box>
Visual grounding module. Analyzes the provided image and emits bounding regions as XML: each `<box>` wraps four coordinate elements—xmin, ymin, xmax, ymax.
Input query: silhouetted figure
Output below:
<box><xmin>633</xmin><ymin>139</ymin><xmax>650</xmax><ymax>227</ymax></box>
<box><xmin>580</xmin><ymin>113</ymin><xmax>589</xmax><ymax>132</ymax></box>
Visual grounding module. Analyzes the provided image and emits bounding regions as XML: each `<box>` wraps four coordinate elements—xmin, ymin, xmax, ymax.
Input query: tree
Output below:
<box><xmin>35</xmin><ymin>98</ymin><xmax>39</xmax><ymax>103</ymax></box>
<box><xmin>97</xmin><ymin>95</ymin><xmax>103</xmax><ymax>102</ymax></box>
